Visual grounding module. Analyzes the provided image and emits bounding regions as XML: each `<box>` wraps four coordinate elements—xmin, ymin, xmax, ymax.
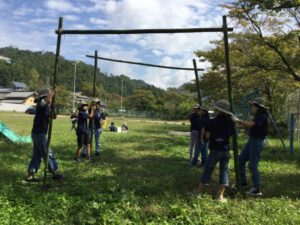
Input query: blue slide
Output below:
<box><xmin>0</xmin><ymin>121</ymin><xmax>31</xmax><ymax>143</ymax></box>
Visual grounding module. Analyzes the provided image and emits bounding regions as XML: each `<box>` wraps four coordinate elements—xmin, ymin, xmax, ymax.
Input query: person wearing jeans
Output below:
<box><xmin>188</xmin><ymin>104</ymin><xmax>201</xmax><ymax>163</ymax></box>
<box><xmin>236</xmin><ymin>98</ymin><xmax>268</xmax><ymax>196</ymax></box>
<box><xmin>196</xmin><ymin>100</ymin><xmax>236</xmax><ymax>202</ymax></box>
<box><xmin>26</xmin><ymin>88</ymin><xmax>63</xmax><ymax>182</ymax></box>
<box><xmin>191</xmin><ymin>105</ymin><xmax>210</xmax><ymax>166</ymax></box>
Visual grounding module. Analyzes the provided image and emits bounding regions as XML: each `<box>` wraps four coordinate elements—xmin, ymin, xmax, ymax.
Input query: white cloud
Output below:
<box><xmin>30</xmin><ymin>18</ymin><xmax>57</xmax><ymax>24</ymax></box>
<box><xmin>65</xmin><ymin>15</ymin><xmax>80</xmax><ymax>21</ymax></box>
<box><xmin>45</xmin><ymin>0</ymin><xmax>81</xmax><ymax>13</ymax></box>
<box><xmin>89</xmin><ymin>17</ymin><xmax>109</xmax><ymax>26</ymax></box>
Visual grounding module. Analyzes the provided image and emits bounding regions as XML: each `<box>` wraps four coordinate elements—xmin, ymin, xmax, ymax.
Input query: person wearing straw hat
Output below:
<box><xmin>236</xmin><ymin>97</ymin><xmax>268</xmax><ymax>196</ymax></box>
<box><xmin>188</xmin><ymin>104</ymin><xmax>201</xmax><ymax>163</ymax></box>
<box><xmin>25</xmin><ymin>88</ymin><xmax>64</xmax><ymax>182</ymax></box>
<box><xmin>196</xmin><ymin>100</ymin><xmax>236</xmax><ymax>202</ymax></box>
<box><xmin>191</xmin><ymin>105</ymin><xmax>210</xmax><ymax>167</ymax></box>
<box><xmin>74</xmin><ymin>100</ymin><xmax>95</xmax><ymax>161</ymax></box>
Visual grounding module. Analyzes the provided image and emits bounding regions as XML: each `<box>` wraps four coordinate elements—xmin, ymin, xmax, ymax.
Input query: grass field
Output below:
<box><xmin>0</xmin><ymin>112</ymin><xmax>300</xmax><ymax>225</ymax></box>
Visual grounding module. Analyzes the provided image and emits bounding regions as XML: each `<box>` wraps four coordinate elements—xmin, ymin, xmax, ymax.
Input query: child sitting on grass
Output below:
<box><xmin>196</xmin><ymin>100</ymin><xmax>236</xmax><ymax>202</ymax></box>
<box><xmin>25</xmin><ymin>88</ymin><xmax>63</xmax><ymax>182</ymax></box>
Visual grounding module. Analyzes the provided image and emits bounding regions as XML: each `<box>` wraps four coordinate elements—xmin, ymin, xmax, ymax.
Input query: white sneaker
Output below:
<box><xmin>246</xmin><ymin>187</ymin><xmax>262</xmax><ymax>196</ymax></box>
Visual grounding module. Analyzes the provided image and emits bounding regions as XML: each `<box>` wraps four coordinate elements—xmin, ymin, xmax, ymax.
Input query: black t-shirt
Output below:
<box><xmin>189</xmin><ymin>113</ymin><xmax>201</xmax><ymax>131</ymax></box>
<box><xmin>76</xmin><ymin>111</ymin><xmax>88</xmax><ymax>134</ymax></box>
<box><xmin>32</xmin><ymin>100</ymin><xmax>50</xmax><ymax>134</ymax></box>
<box><xmin>205</xmin><ymin>114</ymin><xmax>236</xmax><ymax>151</ymax></box>
<box><xmin>249</xmin><ymin>112</ymin><xmax>268</xmax><ymax>139</ymax></box>
<box><xmin>94</xmin><ymin>109</ymin><xmax>101</xmax><ymax>129</ymax></box>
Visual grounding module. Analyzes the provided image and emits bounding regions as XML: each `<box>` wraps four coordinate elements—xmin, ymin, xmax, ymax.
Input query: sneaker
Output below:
<box><xmin>246</xmin><ymin>187</ymin><xmax>262</xmax><ymax>196</ymax></box>
<box><xmin>73</xmin><ymin>157</ymin><xmax>81</xmax><ymax>162</ymax></box>
<box><xmin>52</xmin><ymin>173</ymin><xmax>64</xmax><ymax>181</ymax></box>
<box><xmin>95</xmin><ymin>152</ymin><xmax>100</xmax><ymax>156</ymax></box>
<box><xmin>24</xmin><ymin>177</ymin><xmax>40</xmax><ymax>183</ymax></box>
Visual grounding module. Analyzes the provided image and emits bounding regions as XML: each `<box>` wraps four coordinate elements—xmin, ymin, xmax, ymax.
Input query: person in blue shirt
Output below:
<box><xmin>74</xmin><ymin>101</ymin><xmax>95</xmax><ymax>161</ymax></box>
<box><xmin>196</xmin><ymin>100</ymin><xmax>236</xmax><ymax>202</ymax></box>
<box><xmin>188</xmin><ymin>104</ymin><xmax>201</xmax><ymax>163</ymax></box>
<box><xmin>109</xmin><ymin>122</ymin><xmax>117</xmax><ymax>132</ymax></box>
<box><xmin>25</xmin><ymin>89</ymin><xmax>63</xmax><ymax>182</ymax></box>
<box><xmin>236</xmin><ymin>98</ymin><xmax>268</xmax><ymax>196</ymax></box>
<box><xmin>191</xmin><ymin>105</ymin><xmax>210</xmax><ymax>167</ymax></box>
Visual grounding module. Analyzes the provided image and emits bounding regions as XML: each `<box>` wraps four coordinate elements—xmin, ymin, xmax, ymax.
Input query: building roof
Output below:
<box><xmin>12</xmin><ymin>81</ymin><xmax>28</xmax><ymax>89</ymax></box>
<box><xmin>0</xmin><ymin>56</ymin><xmax>11</xmax><ymax>64</ymax></box>
<box><xmin>2</xmin><ymin>99</ymin><xmax>24</xmax><ymax>104</ymax></box>
<box><xmin>5</xmin><ymin>91</ymin><xmax>36</xmax><ymax>99</ymax></box>
<box><xmin>0</xmin><ymin>88</ymin><xmax>13</xmax><ymax>93</ymax></box>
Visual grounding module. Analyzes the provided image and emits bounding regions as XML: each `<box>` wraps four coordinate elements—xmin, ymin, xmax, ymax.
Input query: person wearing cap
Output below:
<box><xmin>74</xmin><ymin>101</ymin><xmax>96</xmax><ymax>161</ymax></box>
<box><xmin>93</xmin><ymin>98</ymin><xmax>103</xmax><ymax>156</ymax></box>
<box><xmin>70</xmin><ymin>110</ymin><xmax>77</xmax><ymax>131</ymax></box>
<box><xmin>121</xmin><ymin>122</ymin><xmax>128</xmax><ymax>132</ymax></box>
<box><xmin>196</xmin><ymin>100</ymin><xmax>236</xmax><ymax>202</ymax></box>
<box><xmin>191</xmin><ymin>105</ymin><xmax>210</xmax><ymax>167</ymax></box>
<box><xmin>188</xmin><ymin>104</ymin><xmax>201</xmax><ymax>163</ymax></box>
<box><xmin>236</xmin><ymin>98</ymin><xmax>268</xmax><ymax>196</ymax></box>
<box><xmin>26</xmin><ymin>88</ymin><xmax>63</xmax><ymax>182</ymax></box>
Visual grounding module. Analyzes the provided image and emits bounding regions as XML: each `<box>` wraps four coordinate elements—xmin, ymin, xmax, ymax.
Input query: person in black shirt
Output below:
<box><xmin>74</xmin><ymin>101</ymin><xmax>95</xmax><ymax>161</ymax></box>
<box><xmin>93</xmin><ymin>99</ymin><xmax>102</xmax><ymax>156</ymax></box>
<box><xmin>197</xmin><ymin>100</ymin><xmax>236</xmax><ymax>202</ymax></box>
<box><xmin>109</xmin><ymin>122</ymin><xmax>117</xmax><ymax>132</ymax></box>
<box><xmin>188</xmin><ymin>104</ymin><xmax>201</xmax><ymax>163</ymax></box>
<box><xmin>26</xmin><ymin>89</ymin><xmax>63</xmax><ymax>182</ymax></box>
<box><xmin>191</xmin><ymin>105</ymin><xmax>210</xmax><ymax>166</ymax></box>
<box><xmin>236</xmin><ymin>98</ymin><xmax>268</xmax><ymax>196</ymax></box>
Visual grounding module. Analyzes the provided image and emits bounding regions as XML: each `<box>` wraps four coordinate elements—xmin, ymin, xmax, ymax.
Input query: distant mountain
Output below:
<box><xmin>0</xmin><ymin>46</ymin><xmax>165</xmax><ymax>98</ymax></box>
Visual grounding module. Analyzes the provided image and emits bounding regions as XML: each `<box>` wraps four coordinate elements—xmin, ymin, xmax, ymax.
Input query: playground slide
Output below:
<box><xmin>0</xmin><ymin>121</ymin><xmax>31</xmax><ymax>143</ymax></box>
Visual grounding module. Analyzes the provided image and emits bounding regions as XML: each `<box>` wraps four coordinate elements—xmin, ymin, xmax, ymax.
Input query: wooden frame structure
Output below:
<box><xmin>44</xmin><ymin>16</ymin><xmax>240</xmax><ymax>188</ymax></box>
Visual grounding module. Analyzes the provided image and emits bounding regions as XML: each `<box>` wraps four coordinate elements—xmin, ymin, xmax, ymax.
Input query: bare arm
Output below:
<box><xmin>236</xmin><ymin>120</ymin><xmax>255</xmax><ymax>129</ymax></box>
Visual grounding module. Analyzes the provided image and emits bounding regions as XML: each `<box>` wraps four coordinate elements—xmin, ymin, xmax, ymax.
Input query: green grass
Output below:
<box><xmin>0</xmin><ymin>112</ymin><xmax>300</xmax><ymax>224</ymax></box>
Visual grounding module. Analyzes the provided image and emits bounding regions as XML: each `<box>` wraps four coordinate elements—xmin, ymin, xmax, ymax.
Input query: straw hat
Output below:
<box><xmin>37</xmin><ymin>88</ymin><xmax>51</xmax><ymax>99</ymax></box>
<box><xmin>93</xmin><ymin>98</ymin><xmax>100</xmax><ymax>103</ymax></box>
<box><xmin>250</xmin><ymin>98</ymin><xmax>268</xmax><ymax>109</ymax></box>
<box><xmin>80</xmin><ymin>101</ymin><xmax>88</xmax><ymax>107</ymax></box>
<box><xmin>214</xmin><ymin>100</ymin><xmax>233</xmax><ymax>116</ymax></box>
<box><xmin>199</xmin><ymin>105</ymin><xmax>209</xmax><ymax>112</ymax></box>
<box><xmin>193</xmin><ymin>104</ymin><xmax>200</xmax><ymax>109</ymax></box>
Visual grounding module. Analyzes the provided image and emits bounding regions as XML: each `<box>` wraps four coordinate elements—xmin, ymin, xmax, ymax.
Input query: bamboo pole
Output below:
<box><xmin>43</xmin><ymin>17</ymin><xmax>63</xmax><ymax>186</ymax></box>
<box><xmin>193</xmin><ymin>59</ymin><xmax>202</xmax><ymax>105</ymax></box>
<box><xmin>86</xmin><ymin>55</ymin><xmax>204</xmax><ymax>71</ymax></box>
<box><xmin>57</xmin><ymin>27</ymin><xmax>233</xmax><ymax>35</ymax></box>
<box><xmin>223</xmin><ymin>15</ymin><xmax>240</xmax><ymax>188</ymax></box>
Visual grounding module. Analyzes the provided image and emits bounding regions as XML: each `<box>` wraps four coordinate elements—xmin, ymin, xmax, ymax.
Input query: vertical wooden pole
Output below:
<box><xmin>193</xmin><ymin>59</ymin><xmax>202</xmax><ymax>105</ymax></box>
<box><xmin>43</xmin><ymin>17</ymin><xmax>63</xmax><ymax>185</ymax></box>
<box><xmin>223</xmin><ymin>15</ymin><xmax>240</xmax><ymax>188</ymax></box>
<box><xmin>290</xmin><ymin>113</ymin><xmax>295</xmax><ymax>155</ymax></box>
<box><xmin>93</xmin><ymin>50</ymin><xmax>98</xmax><ymax>98</ymax></box>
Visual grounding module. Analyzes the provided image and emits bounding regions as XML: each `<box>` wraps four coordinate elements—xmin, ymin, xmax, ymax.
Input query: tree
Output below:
<box><xmin>27</xmin><ymin>68</ymin><xmax>40</xmax><ymax>90</ymax></box>
<box><xmin>223</xmin><ymin>0</ymin><xmax>300</xmax><ymax>81</ymax></box>
<box><xmin>125</xmin><ymin>90</ymin><xmax>157</xmax><ymax>111</ymax></box>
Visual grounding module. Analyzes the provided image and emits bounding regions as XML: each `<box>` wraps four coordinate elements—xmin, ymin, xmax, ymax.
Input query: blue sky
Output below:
<box><xmin>0</xmin><ymin>0</ymin><xmax>230</xmax><ymax>89</ymax></box>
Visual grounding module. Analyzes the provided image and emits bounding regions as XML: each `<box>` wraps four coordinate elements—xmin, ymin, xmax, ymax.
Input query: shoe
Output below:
<box><xmin>241</xmin><ymin>181</ymin><xmax>248</xmax><ymax>187</ymax></box>
<box><xmin>52</xmin><ymin>173</ymin><xmax>64</xmax><ymax>181</ymax></box>
<box><xmin>24</xmin><ymin>177</ymin><xmax>40</xmax><ymax>183</ymax></box>
<box><xmin>73</xmin><ymin>157</ymin><xmax>81</xmax><ymax>162</ymax></box>
<box><xmin>95</xmin><ymin>152</ymin><xmax>100</xmax><ymax>156</ymax></box>
<box><xmin>86</xmin><ymin>157</ymin><xmax>94</xmax><ymax>161</ymax></box>
<box><xmin>246</xmin><ymin>187</ymin><xmax>262</xmax><ymax>196</ymax></box>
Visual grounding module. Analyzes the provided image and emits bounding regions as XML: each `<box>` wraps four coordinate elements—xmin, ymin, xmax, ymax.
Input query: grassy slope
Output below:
<box><xmin>0</xmin><ymin>112</ymin><xmax>300</xmax><ymax>225</ymax></box>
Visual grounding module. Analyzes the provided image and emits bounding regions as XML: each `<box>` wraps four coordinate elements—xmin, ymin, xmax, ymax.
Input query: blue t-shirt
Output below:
<box><xmin>32</xmin><ymin>100</ymin><xmax>50</xmax><ymax>134</ymax></box>
<box><xmin>205</xmin><ymin>114</ymin><xmax>236</xmax><ymax>151</ymax></box>
<box><xmin>189</xmin><ymin>113</ymin><xmax>201</xmax><ymax>131</ymax></box>
<box><xmin>76</xmin><ymin>111</ymin><xmax>88</xmax><ymax>134</ymax></box>
<box><xmin>249</xmin><ymin>112</ymin><xmax>268</xmax><ymax>139</ymax></box>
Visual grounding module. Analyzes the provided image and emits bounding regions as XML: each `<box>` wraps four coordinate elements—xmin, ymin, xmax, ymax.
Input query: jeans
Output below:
<box><xmin>83</xmin><ymin>128</ymin><xmax>102</xmax><ymax>154</ymax></box>
<box><xmin>28</xmin><ymin>133</ymin><xmax>58</xmax><ymax>174</ymax></box>
<box><xmin>191</xmin><ymin>141</ymin><xmax>208</xmax><ymax>166</ymax></box>
<box><xmin>239</xmin><ymin>137</ymin><xmax>264</xmax><ymax>188</ymax></box>
<box><xmin>201</xmin><ymin>150</ymin><xmax>230</xmax><ymax>185</ymax></box>
<box><xmin>94</xmin><ymin>128</ymin><xmax>102</xmax><ymax>153</ymax></box>
<box><xmin>189</xmin><ymin>130</ymin><xmax>199</xmax><ymax>161</ymax></box>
